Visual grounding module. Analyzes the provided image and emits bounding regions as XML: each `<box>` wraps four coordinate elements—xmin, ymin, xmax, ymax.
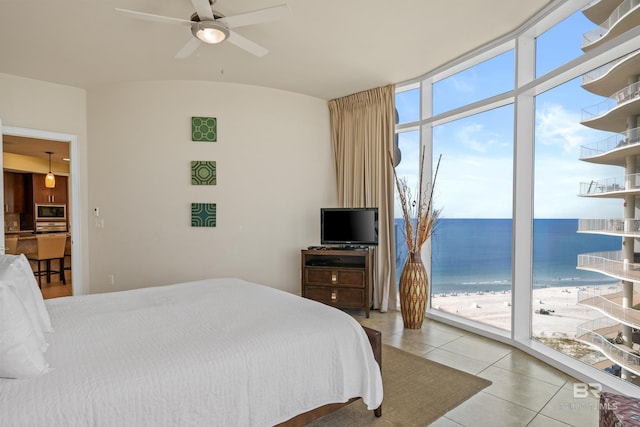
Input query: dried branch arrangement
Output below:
<box><xmin>390</xmin><ymin>151</ymin><xmax>442</xmax><ymax>255</ymax></box>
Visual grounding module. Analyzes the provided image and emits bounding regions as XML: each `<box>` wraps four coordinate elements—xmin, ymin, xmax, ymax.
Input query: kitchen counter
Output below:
<box><xmin>6</xmin><ymin>230</ymin><xmax>37</xmax><ymax>237</ymax></box>
<box><xmin>5</xmin><ymin>232</ymin><xmax>71</xmax><ymax>259</ymax></box>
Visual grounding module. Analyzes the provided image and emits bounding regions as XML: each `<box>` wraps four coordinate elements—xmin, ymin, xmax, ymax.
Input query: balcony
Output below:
<box><xmin>578</xmin><ymin>174</ymin><xmax>640</xmax><ymax>197</ymax></box>
<box><xmin>578</xmin><ymin>287</ymin><xmax>640</xmax><ymax>328</ymax></box>
<box><xmin>581</xmin><ymin>50</ymin><xmax>640</xmax><ymax>97</ymax></box>
<box><xmin>576</xmin><ymin>317</ymin><xmax>640</xmax><ymax>376</ymax></box>
<box><xmin>581</xmin><ymin>80</ymin><xmax>640</xmax><ymax>133</ymax></box>
<box><xmin>578</xmin><ymin>218</ymin><xmax>640</xmax><ymax>236</ymax></box>
<box><xmin>582</xmin><ymin>0</ymin><xmax>640</xmax><ymax>51</ymax></box>
<box><xmin>583</xmin><ymin>0</ymin><xmax>625</xmax><ymax>25</ymax></box>
<box><xmin>577</xmin><ymin>251</ymin><xmax>640</xmax><ymax>283</ymax></box>
<box><xmin>579</xmin><ymin>126</ymin><xmax>640</xmax><ymax>164</ymax></box>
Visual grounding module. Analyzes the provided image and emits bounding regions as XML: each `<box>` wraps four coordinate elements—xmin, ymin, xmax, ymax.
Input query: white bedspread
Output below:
<box><xmin>0</xmin><ymin>278</ymin><xmax>383</xmax><ymax>426</ymax></box>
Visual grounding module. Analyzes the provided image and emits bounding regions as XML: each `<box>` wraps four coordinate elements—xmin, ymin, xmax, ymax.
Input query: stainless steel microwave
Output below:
<box><xmin>35</xmin><ymin>204</ymin><xmax>67</xmax><ymax>221</ymax></box>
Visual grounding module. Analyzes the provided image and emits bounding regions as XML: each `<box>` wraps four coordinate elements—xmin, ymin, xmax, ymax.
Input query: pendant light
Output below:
<box><xmin>45</xmin><ymin>151</ymin><xmax>56</xmax><ymax>188</ymax></box>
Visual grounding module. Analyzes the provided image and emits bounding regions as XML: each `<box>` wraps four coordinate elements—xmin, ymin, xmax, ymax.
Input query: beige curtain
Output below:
<box><xmin>328</xmin><ymin>84</ymin><xmax>396</xmax><ymax>312</ymax></box>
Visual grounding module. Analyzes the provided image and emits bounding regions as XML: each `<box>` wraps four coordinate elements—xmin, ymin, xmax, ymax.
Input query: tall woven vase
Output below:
<box><xmin>399</xmin><ymin>251</ymin><xmax>428</xmax><ymax>329</ymax></box>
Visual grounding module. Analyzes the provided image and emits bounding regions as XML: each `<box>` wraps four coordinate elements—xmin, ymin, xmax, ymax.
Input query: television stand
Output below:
<box><xmin>301</xmin><ymin>247</ymin><xmax>375</xmax><ymax>317</ymax></box>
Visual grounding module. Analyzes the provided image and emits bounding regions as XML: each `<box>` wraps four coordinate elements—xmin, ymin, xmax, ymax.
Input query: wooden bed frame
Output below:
<box><xmin>277</xmin><ymin>326</ymin><xmax>382</xmax><ymax>426</ymax></box>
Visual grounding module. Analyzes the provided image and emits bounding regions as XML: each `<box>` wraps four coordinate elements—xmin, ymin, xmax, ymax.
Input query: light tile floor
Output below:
<box><xmin>41</xmin><ymin>280</ymin><xmax>72</xmax><ymax>299</ymax></box>
<box><xmin>356</xmin><ymin>310</ymin><xmax>600</xmax><ymax>427</ymax></box>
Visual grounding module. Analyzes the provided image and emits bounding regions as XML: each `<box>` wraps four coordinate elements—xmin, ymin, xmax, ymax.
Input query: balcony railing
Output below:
<box><xmin>579</xmin><ymin>173</ymin><xmax>640</xmax><ymax>195</ymax></box>
<box><xmin>578</xmin><ymin>218</ymin><xmax>640</xmax><ymax>234</ymax></box>
<box><xmin>576</xmin><ymin>317</ymin><xmax>640</xmax><ymax>375</ymax></box>
<box><xmin>581</xmin><ymin>50</ymin><xmax>639</xmax><ymax>85</ymax></box>
<box><xmin>579</xmin><ymin>127</ymin><xmax>640</xmax><ymax>158</ymax></box>
<box><xmin>578</xmin><ymin>251</ymin><xmax>640</xmax><ymax>282</ymax></box>
<box><xmin>614</xmin><ymin>80</ymin><xmax>640</xmax><ymax>104</ymax></box>
<box><xmin>578</xmin><ymin>288</ymin><xmax>640</xmax><ymax>328</ymax></box>
<box><xmin>583</xmin><ymin>0</ymin><xmax>603</xmax><ymax>9</ymax></box>
<box><xmin>582</xmin><ymin>0</ymin><xmax>640</xmax><ymax>47</ymax></box>
<box><xmin>582</xmin><ymin>81</ymin><xmax>640</xmax><ymax>122</ymax></box>
<box><xmin>582</xmin><ymin>60</ymin><xmax>615</xmax><ymax>85</ymax></box>
<box><xmin>582</xmin><ymin>98</ymin><xmax>616</xmax><ymax>121</ymax></box>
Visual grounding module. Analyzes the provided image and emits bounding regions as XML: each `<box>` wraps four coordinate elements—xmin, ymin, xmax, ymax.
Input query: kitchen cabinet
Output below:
<box><xmin>3</xmin><ymin>171</ymin><xmax>26</xmax><ymax>213</ymax></box>
<box><xmin>29</xmin><ymin>173</ymin><xmax>67</xmax><ymax>204</ymax></box>
<box><xmin>16</xmin><ymin>173</ymin><xmax>69</xmax><ymax>231</ymax></box>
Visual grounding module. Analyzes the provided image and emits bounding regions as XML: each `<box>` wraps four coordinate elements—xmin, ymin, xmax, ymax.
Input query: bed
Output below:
<box><xmin>0</xmin><ymin>254</ymin><xmax>383</xmax><ymax>426</ymax></box>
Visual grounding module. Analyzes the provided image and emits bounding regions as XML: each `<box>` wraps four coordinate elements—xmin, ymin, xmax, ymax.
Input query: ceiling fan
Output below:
<box><xmin>115</xmin><ymin>0</ymin><xmax>290</xmax><ymax>58</ymax></box>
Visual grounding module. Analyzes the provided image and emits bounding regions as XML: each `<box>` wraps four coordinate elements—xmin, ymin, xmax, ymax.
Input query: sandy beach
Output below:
<box><xmin>430</xmin><ymin>283</ymin><xmax>620</xmax><ymax>337</ymax></box>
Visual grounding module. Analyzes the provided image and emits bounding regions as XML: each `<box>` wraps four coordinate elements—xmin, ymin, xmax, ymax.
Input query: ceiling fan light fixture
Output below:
<box><xmin>192</xmin><ymin>21</ymin><xmax>229</xmax><ymax>44</ymax></box>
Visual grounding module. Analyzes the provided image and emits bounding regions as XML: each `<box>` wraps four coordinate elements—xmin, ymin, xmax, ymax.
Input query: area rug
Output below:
<box><xmin>307</xmin><ymin>345</ymin><xmax>492</xmax><ymax>426</ymax></box>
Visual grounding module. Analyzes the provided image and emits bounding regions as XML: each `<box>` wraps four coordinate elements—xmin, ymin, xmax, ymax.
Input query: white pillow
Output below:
<box><xmin>0</xmin><ymin>254</ymin><xmax>53</xmax><ymax>337</ymax></box>
<box><xmin>0</xmin><ymin>284</ymin><xmax>50</xmax><ymax>378</ymax></box>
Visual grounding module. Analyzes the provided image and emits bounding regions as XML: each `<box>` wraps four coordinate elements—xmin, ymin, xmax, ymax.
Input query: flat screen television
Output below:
<box><xmin>321</xmin><ymin>208</ymin><xmax>378</xmax><ymax>246</ymax></box>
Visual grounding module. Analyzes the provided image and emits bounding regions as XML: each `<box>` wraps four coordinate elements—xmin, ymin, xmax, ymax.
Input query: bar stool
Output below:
<box><xmin>64</xmin><ymin>245</ymin><xmax>72</xmax><ymax>274</ymax></box>
<box><xmin>27</xmin><ymin>234</ymin><xmax>67</xmax><ymax>288</ymax></box>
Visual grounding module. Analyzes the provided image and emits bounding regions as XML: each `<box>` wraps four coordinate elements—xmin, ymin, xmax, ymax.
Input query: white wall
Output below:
<box><xmin>87</xmin><ymin>80</ymin><xmax>335</xmax><ymax>294</ymax></box>
<box><xmin>0</xmin><ymin>73</ymin><xmax>90</xmax><ymax>291</ymax></box>
<box><xmin>0</xmin><ymin>74</ymin><xmax>336</xmax><ymax>296</ymax></box>
<box><xmin>0</xmin><ymin>73</ymin><xmax>87</xmax><ymax>132</ymax></box>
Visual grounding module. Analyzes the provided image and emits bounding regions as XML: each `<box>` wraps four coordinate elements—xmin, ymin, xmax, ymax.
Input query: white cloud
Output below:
<box><xmin>449</xmin><ymin>74</ymin><xmax>476</xmax><ymax>94</ymax></box>
<box><xmin>456</xmin><ymin>123</ymin><xmax>488</xmax><ymax>152</ymax></box>
<box><xmin>452</xmin><ymin>122</ymin><xmax>507</xmax><ymax>154</ymax></box>
<box><xmin>393</xmin><ymin>101</ymin><xmax>622</xmax><ymax>219</ymax></box>
<box><xmin>536</xmin><ymin>102</ymin><xmax>591</xmax><ymax>152</ymax></box>
<box><xmin>436</xmin><ymin>155</ymin><xmax>513</xmax><ymax>218</ymax></box>
<box><xmin>534</xmin><ymin>154</ymin><xmax>620</xmax><ymax>218</ymax></box>
<box><xmin>533</xmin><ymin>101</ymin><xmax>622</xmax><ymax>217</ymax></box>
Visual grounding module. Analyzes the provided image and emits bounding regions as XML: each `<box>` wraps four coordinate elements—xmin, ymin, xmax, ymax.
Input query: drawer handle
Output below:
<box><xmin>331</xmin><ymin>272</ymin><xmax>337</xmax><ymax>284</ymax></box>
<box><xmin>331</xmin><ymin>290</ymin><xmax>337</xmax><ymax>301</ymax></box>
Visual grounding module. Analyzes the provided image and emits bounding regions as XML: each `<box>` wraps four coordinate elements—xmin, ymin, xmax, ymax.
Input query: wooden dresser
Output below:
<box><xmin>301</xmin><ymin>248</ymin><xmax>375</xmax><ymax>317</ymax></box>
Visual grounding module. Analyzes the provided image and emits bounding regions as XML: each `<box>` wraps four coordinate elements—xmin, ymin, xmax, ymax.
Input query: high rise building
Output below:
<box><xmin>576</xmin><ymin>0</ymin><xmax>640</xmax><ymax>385</ymax></box>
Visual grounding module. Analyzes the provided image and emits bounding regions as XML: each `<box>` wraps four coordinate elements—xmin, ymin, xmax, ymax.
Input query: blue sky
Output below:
<box><xmin>395</xmin><ymin>10</ymin><xmax>622</xmax><ymax>219</ymax></box>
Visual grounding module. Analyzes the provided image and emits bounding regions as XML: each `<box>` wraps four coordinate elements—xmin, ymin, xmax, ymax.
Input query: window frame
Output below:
<box><xmin>394</xmin><ymin>0</ymin><xmax>640</xmax><ymax>396</ymax></box>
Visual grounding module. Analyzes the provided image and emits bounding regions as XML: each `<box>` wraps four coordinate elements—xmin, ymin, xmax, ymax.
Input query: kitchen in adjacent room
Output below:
<box><xmin>3</xmin><ymin>135</ymin><xmax>72</xmax><ymax>298</ymax></box>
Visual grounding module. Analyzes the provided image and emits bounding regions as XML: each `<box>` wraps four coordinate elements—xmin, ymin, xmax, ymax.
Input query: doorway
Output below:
<box><xmin>1</xmin><ymin>124</ymin><xmax>83</xmax><ymax>296</ymax></box>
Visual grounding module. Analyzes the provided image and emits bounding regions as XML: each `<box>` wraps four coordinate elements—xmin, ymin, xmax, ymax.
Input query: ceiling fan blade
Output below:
<box><xmin>227</xmin><ymin>31</ymin><xmax>269</xmax><ymax>57</ymax></box>
<box><xmin>175</xmin><ymin>37</ymin><xmax>201</xmax><ymax>59</ymax></box>
<box><xmin>219</xmin><ymin>4</ymin><xmax>290</xmax><ymax>29</ymax></box>
<box><xmin>191</xmin><ymin>0</ymin><xmax>215</xmax><ymax>21</ymax></box>
<box><xmin>115</xmin><ymin>8</ymin><xmax>191</xmax><ymax>26</ymax></box>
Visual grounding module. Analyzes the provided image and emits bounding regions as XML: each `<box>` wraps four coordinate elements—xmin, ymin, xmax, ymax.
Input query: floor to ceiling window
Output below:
<box><xmin>394</xmin><ymin>0</ymin><xmax>640</xmax><ymax>394</ymax></box>
<box><xmin>431</xmin><ymin>105</ymin><xmax>514</xmax><ymax>332</ymax></box>
<box><xmin>533</xmin><ymin>75</ymin><xmax>622</xmax><ymax>369</ymax></box>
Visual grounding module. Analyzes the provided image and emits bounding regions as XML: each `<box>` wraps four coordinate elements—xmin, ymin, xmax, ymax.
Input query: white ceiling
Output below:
<box><xmin>0</xmin><ymin>0</ymin><xmax>551</xmax><ymax>101</ymax></box>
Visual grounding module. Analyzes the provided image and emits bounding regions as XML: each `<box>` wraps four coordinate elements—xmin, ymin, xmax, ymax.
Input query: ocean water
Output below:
<box><xmin>395</xmin><ymin>218</ymin><xmax>621</xmax><ymax>294</ymax></box>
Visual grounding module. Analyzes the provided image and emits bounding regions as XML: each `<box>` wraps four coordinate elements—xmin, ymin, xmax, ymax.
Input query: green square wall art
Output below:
<box><xmin>191</xmin><ymin>161</ymin><xmax>217</xmax><ymax>185</ymax></box>
<box><xmin>192</xmin><ymin>117</ymin><xmax>217</xmax><ymax>142</ymax></box>
<box><xmin>191</xmin><ymin>203</ymin><xmax>217</xmax><ymax>227</ymax></box>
